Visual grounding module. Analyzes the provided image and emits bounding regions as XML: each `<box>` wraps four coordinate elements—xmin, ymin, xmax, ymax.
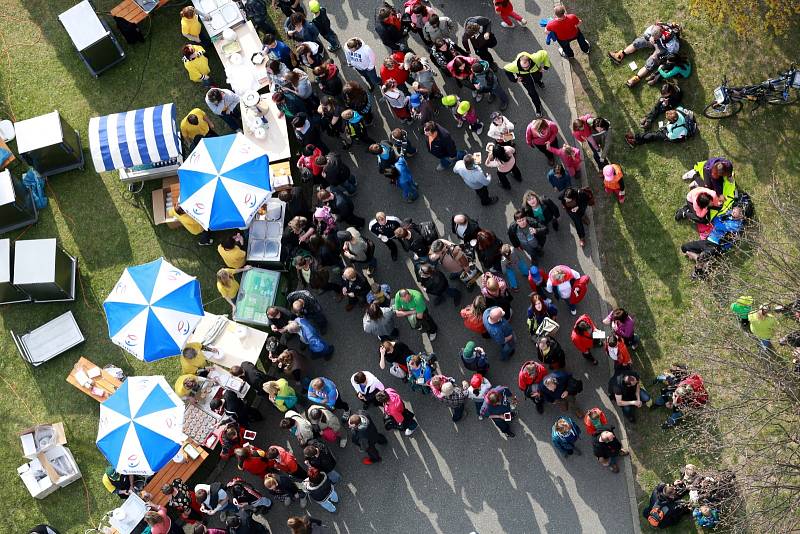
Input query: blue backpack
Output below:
<box><xmin>22</xmin><ymin>167</ymin><xmax>48</xmax><ymax>210</ymax></box>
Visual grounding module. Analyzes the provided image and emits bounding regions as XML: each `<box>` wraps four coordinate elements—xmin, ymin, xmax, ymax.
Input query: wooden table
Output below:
<box><xmin>0</xmin><ymin>138</ymin><xmax>15</xmax><ymax>170</ymax></box>
<box><xmin>111</xmin><ymin>0</ymin><xmax>169</xmax><ymax>24</ymax></box>
<box><xmin>66</xmin><ymin>356</ymin><xmax>122</xmax><ymax>402</ymax></box>
<box><xmin>186</xmin><ymin>313</ymin><xmax>268</xmax><ymax>369</ymax></box>
<box><xmin>142</xmin><ymin>440</ymin><xmax>210</xmax><ymax>506</ymax></box>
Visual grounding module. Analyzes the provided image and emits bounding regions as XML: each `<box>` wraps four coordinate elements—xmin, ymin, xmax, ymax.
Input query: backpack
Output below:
<box><xmin>569</xmin><ymin>275</ymin><xmax>591</xmax><ymax>305</ymax></box>
<box><xmin>647</xmin><ymin>503</ymin><xmax>669</xmax><ymax>527</ymax></box>
<box><xmin>417</xmin><ymin>221</ymin><xmax>439</xmax><ymax>246</ymax></box>
<box><xmin>676</xmin><ymin>107</ymin><xmax>698</xmax><ymax>138</ymax></box>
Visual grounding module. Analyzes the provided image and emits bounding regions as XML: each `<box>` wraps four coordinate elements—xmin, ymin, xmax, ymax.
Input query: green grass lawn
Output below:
<box><xmin>567</xmin><ymin>0</ymin><xmax>800</xmax><ymax>529</ymax></box>
<box><xmin>0</xmin><ymin>1</ymin><xmax>242</xmax><ymax>530</ymax></box>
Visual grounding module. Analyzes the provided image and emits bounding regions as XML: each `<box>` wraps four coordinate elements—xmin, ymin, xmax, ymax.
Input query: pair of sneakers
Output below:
<box><xmin>500</xmin><ymin>18</ymin><xmax>527</xmax><ymax>28</ymax></box>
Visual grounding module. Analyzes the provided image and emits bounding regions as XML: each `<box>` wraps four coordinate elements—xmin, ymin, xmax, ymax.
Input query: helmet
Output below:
<box><xmin>456</xmin><ymin>101</ymin><xmax>471</xmax><ymax>115</ymax></box>
<box><xmin>309</xmin><ymin>0</ymin><xmax>321</xmax><ymax>13</ymax></box>
<box><xmin>441</xmin><ymin>94</ymin><xmax>457</xmax><ymax>107</ymax></box>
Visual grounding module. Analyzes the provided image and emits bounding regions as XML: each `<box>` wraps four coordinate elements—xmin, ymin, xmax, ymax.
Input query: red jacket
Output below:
<box><xmin>518</xmin><ymin>360</ymin><xmax>547</xmax><ymax>392</ymax></box>
<box><xmin>526</xmin><ymin>120</ymin><xmax>559</xmax><ymax>147</ymax></box>
<box><xmin>238</xmin><ymin>448</ymin><xmax>270</xmax><ymax>477</ymax></box>
<box><xmin>381</xmin><ymin>51</ymin><xmax>409</xmax><ymax>85</ymax></box>
<box><xmin>583</xmin><ymin>409</ymin><xmax>608</xmax><ymax>436</ymax></box>
<box><xmin>297</xmin><ymin>147</ymin><xmax>324</xmax><ymax>176</ymax></box>
<box><xmin>674</xmin><ymin>374</ymin><xmax>708</xmax><ymax>408</ymax></box>
<box><xmin>571</xmin><ymin>314</ymin><xmax>596</xmax><ymax>353</ymax></box>
<box><xmin>461</xmin><ymin>306</ymin><xmax>488</xmax><ymax>334</ymax></box>
<box><xmin>605</xmin><ymin>339</ymin><xmax>632</xmax><ymax>368</ymax></box>
<box><xmin>266</xmin><ymin>446</ymin><xmax>300</xmax><ymax>474</ymax></box>
<box><xmin>569</xmin><ymin>275</ymin><xmax>590</xmax><ymax>305</ymax></box>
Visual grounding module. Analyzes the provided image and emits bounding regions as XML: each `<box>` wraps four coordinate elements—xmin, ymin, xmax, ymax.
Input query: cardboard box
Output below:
<box><xmin>19</xmin><ymin>422</ymin><xmax>67</xmax><ymax>459</ymax></box>
<box><xmin>152</xmin><ymin>176</ymin><xmax>182</xmax><ymax>229</ymax></box>
<box><xmin>18</xmin><ymin>458</ymin><xmax>58</xmax><ymax>499</ymax></box>
<box><xmin>38</xmin><ymin>445</ymin><xmax>82</xmax><ymax>488</ymax></box>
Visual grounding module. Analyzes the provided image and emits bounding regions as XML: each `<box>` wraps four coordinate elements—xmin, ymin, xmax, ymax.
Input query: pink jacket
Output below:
<box><xmin>382</xmin><ymin>387</ymin><xmax>406</xmax><ymax>424</ymax></box>
<box><xmin>572</xmin><ymin>113</ymin><xmax>598</xmax><ymax>149</ymax></box>
<box><xmin>447</xmin><ymin>56</ymin><xmax>477</xmax><ymax>79</ymax></box>
<box><xmin>547</xmin><ymin>145</ymin><xmax>582</xmax><ymax>176</ymax></box>
<box><xmin>485</xmin><ymin>146</ymin><xmax>516</xmax><ymax>173</ymax></box>
<box><xmin>686</xmin><ymin>187</ymin><xmax>721</xmax><ymax>218</ymax></box>
<box><xmin>526</xmin><ymin>120</ymin><xmax>559</xmax><ymax>146</ymax></box>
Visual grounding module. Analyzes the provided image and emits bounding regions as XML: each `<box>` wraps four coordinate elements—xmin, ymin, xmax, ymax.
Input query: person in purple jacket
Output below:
<box><xmin>602</xmin><ymin>307</ymin><xmax>639</xmax><ymax>350</ymax></box>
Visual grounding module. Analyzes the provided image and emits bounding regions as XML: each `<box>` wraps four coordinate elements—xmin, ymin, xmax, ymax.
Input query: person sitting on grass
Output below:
<box><xmin>607</xmin><ymin>21</ymin><xmax>681</xmax><ymax>87</ymax></box>
<box><xmin>641</xmin><ymin>83</ymin><xmax>682</xmax><ymax>129</ymax></box>
<box><xmin>625</xmin><ymin>108</ymin><xmax>696</xmax><ymax>147</ymax></box>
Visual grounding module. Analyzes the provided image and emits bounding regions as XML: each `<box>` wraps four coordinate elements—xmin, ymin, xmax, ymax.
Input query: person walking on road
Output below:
<box><xmin>308</xmin><ymin>377</ymin><xmax>350</xmax><ymax>414</ymax></box>
<box><xmin>480</xmin><ymin>385</ymin><xmax>517</xmax><ymax>437</ymax></box>
<box><xmin>453</xmin><ymin>153</ymin><xmax>499</xmax><ymax>206</ymax></box>
<box><xmin>505</xmin><ymin>52</ymin><xmax>551</xmax><ymax>117</ymax></box>
<box><xmin>430</xmin><ymin>375</ymin><xmax>468</xmax><ymax>422</ymax></box>
<box><xmin>483</xmin><ymin>306</ymin><xmax>516</xmax><ymax>360</ymax></box>
<box><xmin>518</xmin><ymin>360</ymin><xmax>548</xmax><ymax>413</ymax></box>
<box><xmin>345</xmin><ymin>38</ymin><xmax>381</xmax><ymax>91</ymax></box>
<box><xmin>551</xmin><ymin>416</ymin><xmax>582</xmax><ymax>457</ymax></box>
<box><xmin>394</xmin><ymin>288</ymin><xmax>438</xmax><ymax>341</ymax></box>
<box><xmin>350</xmin><ymin>370</ymin><xmax>385</xmax><ymax>409</ymax></box>
<box><xmin>375</xmin><ymin>388</ymin><xmax>419</xmax><ymax>436</ymax></box>
<box><xmin>571</xmin><ymin>314</ymin><xmax>600</xmax><ymax>365</ymax></box>
<box><xmin>424</xmin><ymin>121</ymin><xmax>463</xmax><ymax>171</ymax></box>
<box><xmin>348</xmin><ymin>411</ymin><xmax>387</xmax><ymax>464</ymax></box>
<box><xmin>593</xmin><ymin>429</ymin><xmax>629</xmax><ymax>473</ymax></box>
<box><xmin>546</xmin><ymin>5</ymin><xmax>591</xmax><ymax>58</ymax></box>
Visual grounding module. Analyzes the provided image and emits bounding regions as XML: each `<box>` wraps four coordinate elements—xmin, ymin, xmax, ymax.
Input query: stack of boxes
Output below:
<box><xmin>17</xmin><ymin>422</ymin><xmax>82</xmax><ymax>499</ymax></box>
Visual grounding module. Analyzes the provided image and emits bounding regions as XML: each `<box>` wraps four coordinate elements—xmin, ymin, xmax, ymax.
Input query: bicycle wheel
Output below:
<box><xmin>703</xmin><ymin>100</ymin><xmax>743</xmax><ymax>119</ymax></box>
<box><xmin>766</xmin><ymin>90</ymin><xmax>799</xmax><ymax>105</ymax></box>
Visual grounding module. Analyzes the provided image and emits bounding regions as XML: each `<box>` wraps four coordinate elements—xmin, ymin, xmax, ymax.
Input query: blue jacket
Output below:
<box><xmin>483</xmin><ymin>308</ymin><xmax>514</xmax><ymax>346</ymax></box>
<box><xmin>266</xmin><ymin>40</ymin><xmax>293</xmax><ymax>66</ymax></box>
<box><xmin>394</xmin><ymin>156</ymin><xmax>414</xmax><ymax>186</ymax></box>
<box><xmin>708</xmin><ymin>211</ymin><xmax>743</xmax><ymax>248</ymax></box>
<box><xmin>296</xmin><ymin>317</ymin><xmax>329</xmax><ymax>354</ymax></box>
<box><xmin>308</xmin><ymin>377</ymin><xmax>339</xmax><ymax>409</ymax></box>
<box><xmin>551</xmin><ymin>416</ymin><xmax>581</xmax><ymax>452</ymax></box>
<box><xmin>406</xmin><ymin>356</ymin><xmax>433</xmax><ymax>383</ymax></box>
<box><xmin>479</xmin><ymin>386</ymin><xmax>513</xmax><ymax>417</ymax></box>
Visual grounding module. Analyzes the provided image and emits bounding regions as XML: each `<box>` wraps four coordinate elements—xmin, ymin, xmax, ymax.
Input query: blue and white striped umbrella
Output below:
<box><xmin>88</xmin><ymin>103</ymin><xmax>181</xmax><ymax>172</ymax></box>
<box><xmin>178</xmin><ymin>133</ymin><xmax>270</xmax><ymax>231</ymax></box>
<box><xmin>97</xmin><ymin>376</ymin><xmax>185</xmax><ymax>476</ymax></box>
<box><xmin>103</xmin><ymin>258</ymin><xmax>204</xmax><ymax>362</ymax></box>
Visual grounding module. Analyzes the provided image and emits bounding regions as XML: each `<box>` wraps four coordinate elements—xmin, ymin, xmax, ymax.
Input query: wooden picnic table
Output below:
<box><xmin>66</xmin><ymin>356</ymin><xmax>122</xmax><ymax>402</ymax></box>
<box><xmin>142</xmin><ymin>440</ymin><xmax>210</xmax><ymax>506</ymax></box>
<box><xmin>111</xmin><ymin>0</ymin><xmax>169</xmax><ymax>24</ymax></box>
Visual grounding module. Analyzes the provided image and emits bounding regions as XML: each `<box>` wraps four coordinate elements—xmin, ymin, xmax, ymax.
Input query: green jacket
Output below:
<box><xmin>730</xmin><ymin>295</ymin><xmax>753</xmax><ymax>320</ymax></box>
<box><xmin>504</xmin><ymin>51</ymin><xmax>551</xmax><ymax>76</ymax></box>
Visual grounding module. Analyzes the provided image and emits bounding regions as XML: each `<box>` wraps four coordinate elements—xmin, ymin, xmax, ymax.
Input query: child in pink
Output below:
<box><xmin>546</xmin><ymin>142</ymin><xmax>583</xmax><ymax>178</ymax></box>
<box><xmin>494</xmin><ymin>0</ymin><xmax>527</xmax><ymax>27</ymax></box>
<box><xmin>603</xmin><ymin>163</ymin><xmax>625</xmax><ymax>203</ymax></box>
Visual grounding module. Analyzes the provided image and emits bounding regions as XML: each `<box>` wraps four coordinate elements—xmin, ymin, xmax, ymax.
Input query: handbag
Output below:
<box><xmin>389</xmin><ymin>362</ymin><xmax>407</xmax><ymax>379</ymax></box>
<box><xmin>320</xmin><ymin>427</ymin><xmax>338</xmax><ymax>443</ymax></box>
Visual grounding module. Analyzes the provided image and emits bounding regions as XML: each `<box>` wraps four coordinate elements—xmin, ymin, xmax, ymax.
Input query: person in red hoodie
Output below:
<box><xmin>375</xmin><ymin>388</ymin><xmax>419</xmax><ymax>436</ymax></box>
<box><xmin>493</xmin><ymin>0</ymin><xmax>526</xmax><ymax>28</ymax></box>
<box><xmin>380</xmin><ymin>52</ymin><xmax>409</xmax><ymax>90</ymax></box>
<box><xmin>265</xmin><ymin>445</ymin><xmax>308</xmax><ymax>480</ymax></box>
<box><xmin>518</xmin><ymin>360</ymin><xmax>548</xmax><ymax>413</ymax></box>
<box><xmin>460</xmin><ymin>295</ymin><xmax>489</xmax><ymax>337</ymax></box>
<box><xmin>234</xmin><ymin>446</ymin><xmax>270</xmax><ymax>477</ymax></box>
<box><xmin>545</xmin><ymin>5</ymin><xmax>591</xmax><ymax>58</ymax></box>
<box><xmin>571</xmin><ymin>314</ymin><xmax>599</xmax><ymax>365</ymax></box>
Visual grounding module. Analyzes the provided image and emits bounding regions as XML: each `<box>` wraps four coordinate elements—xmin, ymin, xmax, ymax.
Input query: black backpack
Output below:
<box><xmin>417</xmin><ymin>221</ymin><xmax>440</xmax><ymax>246</ymax></box>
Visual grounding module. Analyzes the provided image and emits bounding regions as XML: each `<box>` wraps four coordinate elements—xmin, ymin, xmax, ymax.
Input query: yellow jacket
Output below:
<box><xmin>217</xmin><ymin>269</ymin><xmax>240</xmax><ymax>299</ymax></box>
<box><xmin>168</xmin><ymin>207</ymin><xmax>204</xmax><ymax>235</ymax></box>
<box><xmin>179</xmin><ymin>342</ymin><xmax>208</xmax><ymax>375</ymax></box>
<box><xmin>504</xmin><ymin>51</ymin><xmax>551</xmax><ymax>75</ymax></box>
<box><xmin>218</xmin><ymin>244</ymin><xmax>247</xmax><ymax>269</ymax></box>
<box><xmin>183</xmin><ymin>46</ymin><xmax>210</xmax><ymax>82</ymax></box>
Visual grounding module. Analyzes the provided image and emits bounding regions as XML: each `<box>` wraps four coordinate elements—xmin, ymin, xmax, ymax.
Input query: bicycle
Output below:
<box><xmin>703</xmin><ymin>63</ymin><xmax>800</xmax><ymax>119</ymax></box>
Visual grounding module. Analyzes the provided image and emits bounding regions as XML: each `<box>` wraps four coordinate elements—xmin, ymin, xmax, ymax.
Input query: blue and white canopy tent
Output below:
<box><xmin>178</xmin><ymin>133</ymin><xmax>270</xmax><ymax>231</ymax></box>
<box><xmin>96</xmin><ymin>376</ymin><xmax>185</xmax><ymax>476</ymax></box>
<box><xmin>103</xmin><ymin>258</ymin><xmax>204</xmax><ymax>362</ymax></box>
<box><xmin>87</xmin><ymin>103</ymin><xmax>181</xmax><ymax>172</ymax></box>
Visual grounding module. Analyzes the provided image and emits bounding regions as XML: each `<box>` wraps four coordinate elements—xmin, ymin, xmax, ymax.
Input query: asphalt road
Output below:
<box><xmin>215</xmin><ymin>1</ymin><xmax>637</xmax><ymax>532</ymax></box>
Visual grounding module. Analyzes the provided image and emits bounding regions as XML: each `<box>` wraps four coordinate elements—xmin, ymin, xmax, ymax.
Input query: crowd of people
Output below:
<box><xmin>39</xmin><ymin>2</ymin><xmax>771</xmax><ymax>534</ymax></box>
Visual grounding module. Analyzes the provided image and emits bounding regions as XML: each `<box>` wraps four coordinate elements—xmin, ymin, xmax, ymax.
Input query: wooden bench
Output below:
<box><xmin>143</xmin><ymin>441</ymin><xmax>210</xmax><ymax>506</ymax></box>
<box><xmin>66</xmin><ymin>356</ymin><xmax>122</xmax><ymax>402</ymax></box>
<box><xmin>110</xmin><ymin>0</ymin><xmax>169</xmax><ymax>24</ymax></box>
